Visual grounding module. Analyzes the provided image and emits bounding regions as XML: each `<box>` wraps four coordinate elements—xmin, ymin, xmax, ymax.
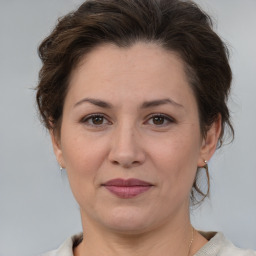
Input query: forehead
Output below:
<box><xmin>67</xmin><ymin>42</ymin><xmax>196</xmax><ymax>108</ymax></box>
<box><xmin>75</xmin><ymin>42</ymin><xmax>185</xmax><ymax>74</ymax></box>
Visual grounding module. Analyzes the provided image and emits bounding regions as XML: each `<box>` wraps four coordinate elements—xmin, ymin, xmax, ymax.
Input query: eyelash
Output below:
<box><xmin>146</xmin><ymin>113</ymin><xmax>175</xmax><ymax>126</ymax></box>
<box><xmin>80</xmin><ymin>113</ymin><xmax>175</xmax><ymax>128</ymax></box>
<box><xmin>80</xmin><ymin>113</ymin><xmax>111</xmax><ymax>128</ymax></box>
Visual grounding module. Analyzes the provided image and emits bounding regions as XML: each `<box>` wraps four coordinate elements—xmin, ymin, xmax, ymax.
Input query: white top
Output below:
<box><xmin>39</xmin><ymin>231</ymin><xmax>256</xmax><ymax>256</ymax></box>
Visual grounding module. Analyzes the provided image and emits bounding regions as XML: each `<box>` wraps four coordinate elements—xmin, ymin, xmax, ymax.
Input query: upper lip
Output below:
<box><xmin>103</xmin><ymin>178</ymin><xmax>153</xmax><ymax>187</ymax></box>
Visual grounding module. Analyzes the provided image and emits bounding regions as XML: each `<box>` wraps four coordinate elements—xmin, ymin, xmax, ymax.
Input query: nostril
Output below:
<box><xmin>112</xmin><ymin>160</ymin><xmax>119</xmax><ymax>165</ymax></box>
<box><xmin>108</xmin><ymin>142</ymin><xmax>146</xmax><ymax>168</ymax></box>
<box><xmin>110</xmin><ymin>159</ymin><xmax>141</xmax><ymax>168</ymax></box>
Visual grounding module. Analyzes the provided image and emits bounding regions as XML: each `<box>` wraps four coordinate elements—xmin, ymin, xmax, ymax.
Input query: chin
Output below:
<box><xmin>100</xmin><ymin>206</ymin><xmax>155</xmax><ymax>234</ymax></box>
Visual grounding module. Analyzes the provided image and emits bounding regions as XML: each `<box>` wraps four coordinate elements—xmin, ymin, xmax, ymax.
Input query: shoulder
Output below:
<box><xmin>38</xmin><ymin>233</ymin><xmax>83</xmax><ymax>256</ymax></box>
<box><xmin>38</xmin><ymin>250</ymin><xmax>57</xmax><ymax>256</ymax></box>
<box><xmin>195</xmin><ymin>231</ymin><xmax>256</xmax><ymax>256</ymax></box>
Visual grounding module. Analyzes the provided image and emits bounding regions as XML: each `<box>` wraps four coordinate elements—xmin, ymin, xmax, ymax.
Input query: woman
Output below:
<box><xmin>36</xmin><ymin>0</ymin><xmax>256</xmax><ymax>255</ymax></box>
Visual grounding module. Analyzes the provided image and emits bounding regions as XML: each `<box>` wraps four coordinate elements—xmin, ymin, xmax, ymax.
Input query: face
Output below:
<box><xmin>52</xmin><ymin>42</ymin><xmax>220</xmax><ymax>234</ymax></box>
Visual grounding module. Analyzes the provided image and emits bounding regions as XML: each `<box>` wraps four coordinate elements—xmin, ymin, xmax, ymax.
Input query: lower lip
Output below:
<box><xmin>104</xmin><ymin>186</ymin><xmax>152</xmax><ymax>198</ymax></box>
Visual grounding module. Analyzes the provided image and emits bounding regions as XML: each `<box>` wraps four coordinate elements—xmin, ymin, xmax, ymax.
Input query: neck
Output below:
<box><xmin>74</xmin><ymin>211</ymin><xmax>195</xmax><ymax>256</ymax></box>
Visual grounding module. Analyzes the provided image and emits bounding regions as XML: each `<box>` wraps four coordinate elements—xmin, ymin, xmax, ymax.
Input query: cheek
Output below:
<box><xmin>60</xmin><ymin>129</ymin><xmax>108</xmax><ymax>190</ymax></box>
<box><xmin>151</xmin><ymin>131</ymin><xmax>200</xmax><ymax>165</ymax></box>
<box><xmin>60</xmin><ymin>137</ymin><xmax>108</xmax><ymax>211</ymax></box>
<box><xmin>148</xmin><ymin>129</ymin><xmax>201</xmax><ymax>190</ymax></box>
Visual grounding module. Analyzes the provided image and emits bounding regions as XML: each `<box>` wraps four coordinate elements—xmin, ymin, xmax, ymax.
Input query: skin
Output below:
<box><xmin>51</xmin><ymin>42</ymin><xmax>221</xmax><ymax>256</ymax></box>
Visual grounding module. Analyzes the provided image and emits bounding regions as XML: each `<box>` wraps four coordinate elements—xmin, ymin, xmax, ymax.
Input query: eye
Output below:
<box><xmin>146</xmin><ymin>114</ymin><xmax>175</xmax><ymax>126</ymax></box>
<box><xmin>81</xmin><ymin>114</ymin><xmax>111</xmax><ymax>127</ymax></box>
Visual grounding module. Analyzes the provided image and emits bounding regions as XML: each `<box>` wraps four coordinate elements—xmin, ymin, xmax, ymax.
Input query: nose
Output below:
<box><xmin>108</xmin><ymin>123</ymin><xmax>146</xmax><ymax>168</ymax></box>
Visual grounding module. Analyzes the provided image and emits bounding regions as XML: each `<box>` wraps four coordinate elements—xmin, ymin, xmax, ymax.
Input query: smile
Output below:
<box><xmin>102</xmin><ymin>178</ymin><xmax>153</xmax><ymax>199</ymax></box>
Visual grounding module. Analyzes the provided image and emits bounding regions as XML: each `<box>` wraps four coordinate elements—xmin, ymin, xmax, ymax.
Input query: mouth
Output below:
<box><xmin>102</xmin><ymin>178</ymin><xmax>153</xmax><ymax>199</ymax></box>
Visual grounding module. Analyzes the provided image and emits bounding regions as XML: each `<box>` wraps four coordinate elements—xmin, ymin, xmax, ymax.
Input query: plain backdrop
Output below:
<box><xmin>0</xmin><ymin>1</ymin><xmax>255</xmax><ymax>255</ymax></box>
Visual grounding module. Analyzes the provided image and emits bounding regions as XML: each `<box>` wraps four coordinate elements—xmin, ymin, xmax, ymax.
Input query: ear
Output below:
<box><xmin>198</xmin><ymin>114</ymin><xmax>222</xmax><ymax>167</ymax></box>
<box><xmin>50</xmin><ymin>130</ymin><xmax>66</xmax><ymax>169</ymax></box>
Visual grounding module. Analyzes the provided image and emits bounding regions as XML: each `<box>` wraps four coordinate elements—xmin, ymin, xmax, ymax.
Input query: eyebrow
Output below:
<box><xmin>140</xmin><ymin>98</ymin><xmax>183</xmax><ymax>109</ymax></box>
<box><xmin>74</xmin><ymin>98</ymin><xmax>113</xmax><ymax>108</ymax></box>
<box><xmin>74</xmin><ymin>97</ymin><xmax>183</xmax><ymax>109</ymax></box>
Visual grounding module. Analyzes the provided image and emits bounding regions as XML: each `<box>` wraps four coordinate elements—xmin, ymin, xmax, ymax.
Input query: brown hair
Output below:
<box><xmin>36</xmin><ymin>0</ymin><xmax>234</xmax><ymax>204</ymax></box>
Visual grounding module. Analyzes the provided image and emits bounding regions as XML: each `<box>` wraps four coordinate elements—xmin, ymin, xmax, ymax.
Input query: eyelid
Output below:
<box><xmin>79</xmin><ymin>112</ymin><xmax>175</xmax><ymax>128</ymax></box>
<box><xmin>80</xmin><ymin>113</ymin><xmax>112</xmax><ymax>127</ymax></box>
<box><xmin>145</xmin><ymin>113</ymin><xmax>175</xmax><ymax>126</ymax></box>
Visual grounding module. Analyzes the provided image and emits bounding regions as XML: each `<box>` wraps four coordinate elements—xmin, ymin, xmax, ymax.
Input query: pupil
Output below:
<box><xmin>153</xmin><ymin>116</ymin><xmax>164</xmax><ymax>125</ymax></box>
<box><xmin>93</xmin><ymin>116</ymin><xmax>103</xmax><ymax>124</ymax></box>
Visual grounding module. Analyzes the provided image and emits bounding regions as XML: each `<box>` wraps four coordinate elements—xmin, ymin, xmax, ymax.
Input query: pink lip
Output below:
<box><xmin>102</xmin><ymin>178</ymin><xmax>153</xmax><ymax>199</ymax></box>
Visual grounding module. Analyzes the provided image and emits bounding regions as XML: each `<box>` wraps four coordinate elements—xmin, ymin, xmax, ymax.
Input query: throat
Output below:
<box><xmin>72</xmin><ymin>228</ymin><xmax>199</xmax><ymax>256</ymax></box>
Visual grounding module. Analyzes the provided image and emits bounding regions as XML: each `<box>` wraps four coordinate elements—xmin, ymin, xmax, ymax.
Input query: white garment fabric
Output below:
<box><xmin>39</xmin><ymin>231</ymin><xmax>256</xmax><ymax>256</ymax></box>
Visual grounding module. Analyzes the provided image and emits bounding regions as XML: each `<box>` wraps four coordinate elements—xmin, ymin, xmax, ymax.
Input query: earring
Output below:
<box><xmin>203</xmin><ymin>159</ymin><xmax>210</xmax><ymax>195</ymax></box>
<box><xmin>59</xmin><ymin>163</ymin><xmax>64</xmax><ymax>171</ymax></box>
<box><xmin>203</xmin><ymin>160</ymin><xmax>208</xmax><ymax>170</ymax></box>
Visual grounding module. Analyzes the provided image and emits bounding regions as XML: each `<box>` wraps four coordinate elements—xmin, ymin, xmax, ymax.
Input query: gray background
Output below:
<box><xmin>0</xmin><ymin>0</ymin><xmax>255</xmax><ymax>255</ymax></box>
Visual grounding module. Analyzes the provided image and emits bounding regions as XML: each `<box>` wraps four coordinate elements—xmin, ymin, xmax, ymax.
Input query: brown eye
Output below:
<box><xmin>91</xmin><ymin>116</ymin><xmax>104</xmax><ymax>125</ymax></box>
<box><xmin>146</xmin><ymin>114</ymin><xmax>174</xmax><ymax>126</ymax></box>
<box><xmin>152</xmin><ymin>116</ymin><xmax>165</xmax><ymax>125</ymax></box>
<box><xmin>81</xmin><ymin>114</ymin><xmax>110</xmax><ymax>127</ymax></box>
